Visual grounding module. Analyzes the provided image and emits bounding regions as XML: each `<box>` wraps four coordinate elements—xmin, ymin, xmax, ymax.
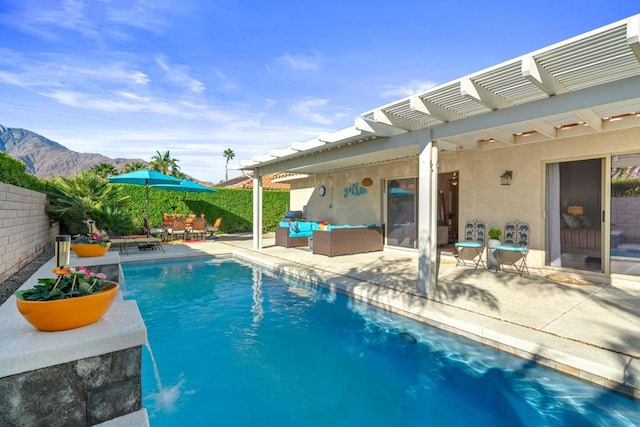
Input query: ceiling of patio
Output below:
<box><xmin>239</xmin><ymin>14</ymin><xmax>640</xmax><ymax>177</ymax></box>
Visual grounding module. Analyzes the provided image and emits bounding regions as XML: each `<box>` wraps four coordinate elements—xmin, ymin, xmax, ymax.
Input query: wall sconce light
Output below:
<box><xmin>567</xmin><ymin>205</ymin><xmax>584</xmax><ymax>215</ymax></box>
<box><xmin>55</xmin><ymin>235</ymin><xmax>71</xmax><ymax>268</ymax></box>
<box><xmin>449</xmin><ymin>171</ymin><xmax>458</xmax><ymax>186</ymax></box>
<box><xmin>361</xmin><ymin>177</ymin><xmax>373</xmax><ymax>187</ymax></box>
<box><xmin>500</xmin><ymin>170</ymin><xmax>513</xmax><ymax>185</ymax></box>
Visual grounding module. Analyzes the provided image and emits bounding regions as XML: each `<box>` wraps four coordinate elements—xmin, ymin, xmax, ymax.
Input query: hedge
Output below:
<box><xmin>1</xmin><ymin>151</ymin><xmax>291</xmax><ymax>233</ymax></box>
<box><xmin>0</xmin><ymin>152</ymin><xmax>46</xmax><ymax>191</ymax></box>
<box><xmin>611</xmin><ymin>178</ymin><xmax>640</xmax><ymax>197</ymax></box>
<box><xmin>113</xmin><ymin>186</ymin><xmax>290</xmax><ymax>233</ymax></box>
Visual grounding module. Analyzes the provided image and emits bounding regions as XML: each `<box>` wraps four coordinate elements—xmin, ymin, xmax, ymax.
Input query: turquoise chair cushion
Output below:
<box><xmin>288</xmin><ymin>221</ymin><xmax>319</xmax><ymax>237</ymax></box>
<box><xmin>455</xmin><ymin>241</ymin><xmax>483</xmax><ymax>248</ymax></box>
<box><xmin>495</xmin><ymin>245</ymin><xmax>527</xmax><ymax>253</ymax></box>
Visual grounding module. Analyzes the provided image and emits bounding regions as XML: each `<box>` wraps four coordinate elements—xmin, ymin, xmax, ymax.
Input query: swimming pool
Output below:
<box><xmin>122</xmin><ymin>257</ymin><xmax>640</xmax><ymax>426</ymax></box>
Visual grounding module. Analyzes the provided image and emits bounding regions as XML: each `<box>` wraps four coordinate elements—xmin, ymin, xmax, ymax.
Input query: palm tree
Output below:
<box><xmin>149</xmin><ymin>150</ymin><xmax>181</xmax><ymax>177</ymax></box>
<box><xmin>45</xmin><ymin>170</ymin><xmax>133</xmax><ymax>235</ymax></box>
<box><xmin>89</xmin><ymin>163</ymin><xmax>117</xmax><ymax>179</ymax></box>
<box><xmin>223</xmin><ymin>148</ymin><xmax>235</xmax><ymax>181</ymax></box>
<box><xmin>121</xmin><ymin>161</ymin><xmax>146</xmax><ymax>173</ymax></box>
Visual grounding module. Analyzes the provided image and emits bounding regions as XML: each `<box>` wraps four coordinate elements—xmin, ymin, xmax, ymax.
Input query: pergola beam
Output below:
<box><xmin>521</xmin><ymin>55</ymin><xmax>568</xmax><ymax>96</ymax></box>
<box><xmin>319</xmin><ymin>126</ymin><xmax>369</xmax><ymax>143</ymax></box>
<box><xmin>354</xmin><ymin>117</ymin><xmax>407</xmax><ymax>137</ymax></box>
<box><xmin>524</xmin><ymin>119</ymin><xmax>557</xmax><ymax>139</ymax></box>
<box><xmin>433</xmin><ymin>139</ymin><xmax>459</xmax><ymax>151</ymax></box>
<box><xmin>373</xmin><ymin>108</ymin><xmax>423</xmax><ymax>131</ymax></box>
<box><xmin>628</xmin><ymin>15</ymin><xmax>640</xmax><ymax>63</ymax></box>
<box><xmin>409</xmin><ymin>96</ymin><xmax>461</xmax><ymax>122</ymax></box>
<box><xmin>291</xmin><ymin>138</ymin><xmax>325</xmax><ymax>151</ymax></box>
<box><xmin>432</xmin><ymin>75</ymin><xmax>640</xmax><ymax>140</ymax></box>
<box><xmin>482</xmin><ymin>128</ymin><xmax>515</xmax><ymax>145</ymax></box>
<box><xmin>575</xmin><ymin>109</ymin><xmax>603</xmax><ymax>132</ymax></box>
<box><xmin>460</xmin><ymin>78</ymin><xmax>513</xmax><ymax>110</ymax></box>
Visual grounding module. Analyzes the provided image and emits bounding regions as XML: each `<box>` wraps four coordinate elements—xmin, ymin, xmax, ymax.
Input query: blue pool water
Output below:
<box><xmin>122</xmin><ymin>258</ymin><xmax>640</xmax><ymax>426</ymax></box>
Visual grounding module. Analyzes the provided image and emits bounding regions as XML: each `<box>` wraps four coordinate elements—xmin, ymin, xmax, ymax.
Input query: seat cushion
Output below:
<box><xmin>495</xmin><ymin>245</ymin><xmax>527</xmax><ymax>252</ymax></box>
<box><xmin>455</xmin><ymin>241</ymin><xmax>483</xmax><ymax>248</ymax></box>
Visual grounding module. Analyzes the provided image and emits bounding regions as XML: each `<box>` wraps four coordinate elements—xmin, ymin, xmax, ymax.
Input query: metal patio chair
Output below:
<box><xmin>454</xmin><ymin>219</ymin><xmax>486</xmax><ymax>269</ymax></box>
<box><xmin>494</xmin><ymin>220</ymin><xmax>530</xmax><ymax>276</ymax></box>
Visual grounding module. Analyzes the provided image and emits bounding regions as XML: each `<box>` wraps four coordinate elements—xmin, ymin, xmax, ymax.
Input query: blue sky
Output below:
<box><xmin>1</xmin><ymin>1</ymin><xmax>638</xmax><ymax>183</ymax></box>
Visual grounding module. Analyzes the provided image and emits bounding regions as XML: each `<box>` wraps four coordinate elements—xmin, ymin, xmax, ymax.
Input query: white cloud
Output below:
<box><xmin>380</xmin><ymin>79</ymin><xmax>438</xmax><ymax>99</ymax></box>
<box><xmin>0</xmin><ymin>0</ymin><xmax>181</xmax><ymax>41</ymax></box>
<box><xmin>211</xmin><ymin>68</ymin><xmax>238</xmax><ymax>91</ymax></box>
<box><xmin>0</xmin><ymin>51</ymin><xmax>149</xmax><ymax>88</ymax></box>
<box><xmin>40</xmin><ymin>89</ymin><xmax>243</xmax><ymax>123</ymax></box>
<box><xmin>274</xmin><ymin>51</ymin><xmax>322</xmax><ymax>71</ymax></box>
<box><xmin>291</xmin><ymin>98</ymin><xmax>351</xmax><ymax>125</ymax></box>
<box><xmin>155</xmin><ymin>56</ymin><xmax>206</xmax><ymax>93</ymax></box>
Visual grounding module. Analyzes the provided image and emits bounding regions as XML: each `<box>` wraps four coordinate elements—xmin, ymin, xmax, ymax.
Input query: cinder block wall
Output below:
<box><xmin>0</xmin><ymin>182</ymin><xmax>57</xmax><ymax>283</ymax></box>
<box><xmin>612</xmin><ymin>197</ymin><xmax>640</xmax><ymax>244</ymax></box>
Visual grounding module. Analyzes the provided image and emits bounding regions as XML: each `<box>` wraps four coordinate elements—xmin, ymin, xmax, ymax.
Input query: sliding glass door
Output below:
<box><xmin>610</xmin><ymin>153</ymin><xmax>640</xmax><ymax>276</ymax></box>
<box><xmin>545</xmin><ymin>159</ymin><xmax>603</xmax><ymax>272</ymax></box>
<box><xmin>385</xmin><ymin>178</ymin><xmax>417</xmax><ymax>249</ymax></box>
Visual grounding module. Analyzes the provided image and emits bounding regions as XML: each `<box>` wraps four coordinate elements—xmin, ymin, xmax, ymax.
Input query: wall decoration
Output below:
<box><xmin>344</xmin><ymin>182</ymin><xmax>367</xmax><ymax>198</ymax></box>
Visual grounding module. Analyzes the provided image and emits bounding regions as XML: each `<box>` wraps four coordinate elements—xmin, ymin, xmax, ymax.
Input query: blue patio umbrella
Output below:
<box><xmin>388</xmin><ymin>187</ymin><xmax>414</xmax><ymax>196</ymax></box>
<box><xmin>152</xmin><ymin>179</ymin><xmax>217</xmax><ymax>193</ymax></box>
<box><xmin>108</xmin><ymin>169</ymin><xmax>182</xmax><ymax>235</ymax></box>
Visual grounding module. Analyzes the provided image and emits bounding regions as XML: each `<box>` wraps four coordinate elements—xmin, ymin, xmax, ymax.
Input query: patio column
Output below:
<box><xmin>417</xmin><ymin>137</ymin><xmax>438</xmax><ymax>295</ymax></box>
<box><xmin>252</xmin><ymin>171</ymin><xmax>263</xmax><ymax>250</ymax></box>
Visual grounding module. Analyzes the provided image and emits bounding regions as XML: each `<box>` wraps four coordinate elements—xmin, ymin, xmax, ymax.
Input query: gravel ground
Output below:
<box><xmin>0</xmin><ymin>248</ymin><xmax>54</xmax><ymax>305</ymax></box>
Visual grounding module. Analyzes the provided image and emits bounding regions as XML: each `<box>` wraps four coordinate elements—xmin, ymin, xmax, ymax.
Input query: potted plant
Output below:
<box><xmin>15</xmin><ymin>266</ymin><xmax>119</xmax><ymax>331</ymax></box>
<box><xmin>71</xmin><ymin>219</ymin><xmax>111</xmax><ymax>257</ymax></box>
<box><xmin>487</xmin><ymin>227</ymin><xmax>502</xmax><ymax>269</ymax></box>
<box><xmin>488</xmin><ymin>227</ymin><xmax>502</xmax><ymax>240</ymax></box>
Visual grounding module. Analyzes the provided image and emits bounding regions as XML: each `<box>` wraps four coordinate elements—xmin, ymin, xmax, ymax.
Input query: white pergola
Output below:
<box><xmin>238</xmin><ymin>14</ymin><xmax>640</xmax><ymax>295</ymax></box>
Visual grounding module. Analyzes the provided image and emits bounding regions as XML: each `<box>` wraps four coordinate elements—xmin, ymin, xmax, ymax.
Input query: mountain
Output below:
<box><xmin>0</xmin><ymin>124</ymin><xmax>146</xmax><ymax>178</ymax></box>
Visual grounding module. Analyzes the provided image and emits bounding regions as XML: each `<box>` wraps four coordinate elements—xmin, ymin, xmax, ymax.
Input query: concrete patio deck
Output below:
<box><xmin>117</xmin><ymin>233</ymin><xmax>640</xmax><ymax>400</ymax></box>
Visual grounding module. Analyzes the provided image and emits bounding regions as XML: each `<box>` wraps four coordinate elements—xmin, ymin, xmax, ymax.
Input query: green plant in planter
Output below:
<box><xmin>15</xmin><ymin>267</ymin><xmax>110</xmax><ymax>301</ymax></box>
<box><xmin>488</xmin><ymin>227</ymin><xmax>502</xmax><ymax>240</ymax></box>
<box><xmin>72</xmin><ymin>219</ymin><xmax>111</xmax><ymax>246</ymax></box>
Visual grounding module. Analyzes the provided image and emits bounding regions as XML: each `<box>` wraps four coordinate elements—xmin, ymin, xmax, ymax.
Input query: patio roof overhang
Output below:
<box><xmin>237</xmin><ymin>14</ymin><xmax>640</xmax><ymax>177</ymax></box>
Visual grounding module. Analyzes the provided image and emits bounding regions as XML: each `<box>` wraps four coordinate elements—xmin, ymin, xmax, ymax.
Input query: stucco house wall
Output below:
<box><xmin>288</xmin><ymin>126</ymin><xmax>640</xmax><ymax>271</ymax></box>
<box><xmin>439</xmin><ymin>125</ymin><xmax>640</xmax><ymax>269</ymax></box>
<box><xmin>0</xmin><ymin>183</ymin><xmax>57</xmax><ymax>284</ymax></box>
<box><xmin>290</xmin><ymin>159</ymin><xmax>418</xmax><ymax>226</ymax></box>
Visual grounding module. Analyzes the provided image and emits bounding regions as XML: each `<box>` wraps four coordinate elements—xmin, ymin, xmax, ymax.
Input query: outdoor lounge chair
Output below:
<box><xmin>494</xmin><ymin>220</ymin><xmax>530</xmax><ymax>276</ymax></box>
<box><xmin>109</xmin><ymin>234</ymin><xmax>164</xmax><ymax>254</ymax></box>
<box><xmin>454</xmin><ymin>219</ymin><xmax>486</xmax><ymax>269</ymax></box>
<box><xmin>206</xmin><ymin>217</ymin><xmax>222</xmax><ymax>239</ymax></box>
<box><xmin>144</xmin><ymin>219</ymin><xmax>167</xmax><ymax>240</ymax></box>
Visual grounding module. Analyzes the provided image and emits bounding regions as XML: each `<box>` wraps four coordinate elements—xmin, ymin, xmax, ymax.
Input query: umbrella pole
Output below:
<box><xmin>146</xmin><ymin>185</ymin><xmax>150</xmax><ymax>237</ymax></box>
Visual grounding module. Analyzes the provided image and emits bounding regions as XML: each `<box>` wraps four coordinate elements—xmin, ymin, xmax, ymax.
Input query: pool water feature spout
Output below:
<box><xmin>144</xmin><ymin>340</ymin><xmax>164</xmax><ymax>394</ymax></box>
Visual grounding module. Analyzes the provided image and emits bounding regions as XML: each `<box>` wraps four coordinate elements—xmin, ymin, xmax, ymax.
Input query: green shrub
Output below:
<box><xmin>0</xmin><ymin>152</ymin><xmax>46</xmax><ymax>191</ymax></box>
<box><xmin>611</xmin><ymin>177</ymin><xmax>640</xmax><ymax>197</ymax></box>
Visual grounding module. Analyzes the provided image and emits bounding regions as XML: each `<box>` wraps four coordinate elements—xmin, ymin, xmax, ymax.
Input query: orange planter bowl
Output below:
<box><xmin>71</xmin><ymin>242</ymin><xmax>111</xmax><ymax>257</ymax></box>
<box><xmin>16</xmin><ymin>282</ymin><xmax>119</xmax><ymax>332</ymax></box>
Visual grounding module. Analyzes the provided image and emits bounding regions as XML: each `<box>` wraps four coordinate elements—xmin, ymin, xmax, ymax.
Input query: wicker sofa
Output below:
<box><xmin>312</xmin><ymin>225</ymin><xmax>383</xmax><ymax>257</ymax></box>
<box><xmin>275</xmin><ymin>221</ymin><xmax>319</xmax><ymax>248</ymax></box>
